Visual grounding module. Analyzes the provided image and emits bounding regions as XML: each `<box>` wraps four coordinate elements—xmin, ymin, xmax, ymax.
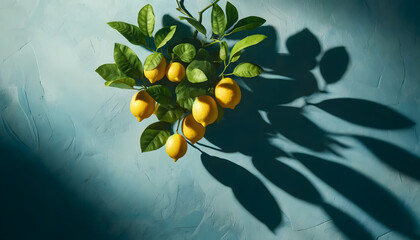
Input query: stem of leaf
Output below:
<box><xmin>203</xmin><ymin>39</ymin><xmax>220</xmax><ymax>48</ymax></box>
<box><xmin>176</xmin><ymin>118</ymin><xmax>182</xmax><ymax>133</ymax></box>
<box><xmin>193</xmin><ymin>0</ymin><xmax>220</xmax><ymax>39</ymax></box>
<box><xmin>219</xmin><ymin>58</ymin><xmax>231</xmax><ymax>77</ymax></box>
<box><xmin>176</xmin><ymin>0</ymin><xmax>194</xmax><ymax>19</ymax></box>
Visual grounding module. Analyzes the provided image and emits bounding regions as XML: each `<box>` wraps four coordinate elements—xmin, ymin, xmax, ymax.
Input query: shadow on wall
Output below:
<box><xmin>176</xmin><ymin>21</ymin><xmax>419</xmax><ymax>239</ymax></box>
<box><xmin>0</xmin><ymin>141</ymin><xmax>123</xmax><ymax>240</ymax></box>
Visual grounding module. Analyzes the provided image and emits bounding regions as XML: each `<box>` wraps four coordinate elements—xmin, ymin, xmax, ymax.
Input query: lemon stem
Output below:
<box><xmin>176</xmin><ymin>118</ymin><xmax>182</xmax><ymax>133</ymax></box>
<box><xmin>193</xmin><ymin>0</ymin><xmax>220</xmax><ymax>39</ymax></box>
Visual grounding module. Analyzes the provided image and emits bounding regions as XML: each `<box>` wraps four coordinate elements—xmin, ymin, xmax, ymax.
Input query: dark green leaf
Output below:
<box><xmin>107</xmin><ymin>21</ymin><xmax>146</xmax><ymax>46</ymax></box>
<box><xmin>114</xmin><ymin>43</ymin><xmax>143</xmax><ymax>78</ymax></box>
<box><xmin>195</xmin><ymin>48</ymin><xmax>211</xmax><ymax>61</ymax></box>
<box><xmin>227</xmin><ymin>16</ymin><xmax>266</xmax><ymax>35</ymax></box>
<box><xmin>138</xmin><ymin>4</ymin><xmax>155</xmax><ymax>37</ymax></box>
<box><xmin>156</xmin><ymin>104</ymin><xmax>184</xmax><ymax>123</ymax></box>
<box><xmin>104</xmin><ymin>78</ymin><xmax>136</xmax><ymax>89</ymax></box>
<box><xmin>219</xmin><ymin>41</ymin><xmax>228</xmax><ymax>61</ymax></box>
<box><xmin>225</xmin><ymin>2</ymin><xmax>238</xmax><ymax>30</ymax></box>
<box><xmin>179</xmin><ymin>17</ymin><xmax>207</xmax><ymax>35</ymax></box>
<box><xmin>175</xmin><ymin>79</ymin><xmax>207</xmax><ymax>110</ymax></box>
<box><xmin>186</xmin><ymin>59</ymin><xmax>214</xmax><ymax>83</ymax></box>
<box><xmin>96</xmin><ymin>64</ymin><xmax>126</xmax><ymax>81</ymax></box>
<box><xmin>233</xmin><ymin>62</ymin><xmax>263</xmax><ymax>77</ymax></box>
<box><xmin>154</xmin><ymin>25</ymin><xmax>177</xmax><ymax>49</ymax></box>
<box><xmin>211</xmin><ymin>3</ymin><xmax>227</xmax><ymax>35</ymax></box>
<box><xmin>144</xmin><ymin>53</ymin><xmax>163</xmax><ymax>71</ymax></box>
<box><xmin>230</xmin><ymin>34</ymin><xmax>267</xmax><ymax>62</ymax></box>
<box><xmin>146</xmin><ymin>85</ymin><xmax>173</xmax><ymax>105</ymax></box>
<box><xmin>173</xmin><ymin>43</ymin><xmax>196</xmax><ymax>63</ymax></box>
<box><xmin>140</xmin><ymin>121</ymin><xmax>171</xmax><ymax>152</ymax></box>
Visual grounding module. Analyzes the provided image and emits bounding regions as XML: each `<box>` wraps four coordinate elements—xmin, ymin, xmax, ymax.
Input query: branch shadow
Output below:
<box><xmin>200</xmin><ymin>25</ymin><xmax>419</xmax><ymax>239</ymax></box>
<box><xmin>162</xmin><ymin>12</ymin><xmax>419</xmax><ymax>238</ymax></box>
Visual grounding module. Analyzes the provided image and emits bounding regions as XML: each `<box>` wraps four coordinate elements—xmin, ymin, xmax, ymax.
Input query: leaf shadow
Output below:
<box><xmin>308</xmin><ymin>98</ymin><xmax>415</xmax><ymax>129</ymax></box>
<box><xmin>200</xmin><ymin>24</ymin><xmax>419</xmax><ymax>238</ymax></box>
<box><xmin>293</xmin><ymin>153</ymin><xmax>420</xmax><ymax>239</ymax></box>
<box><xmin>200</xmin><ymin>152</ymin><xmax>282</xmax><ymax>232</ymax></box>
<box><xmin>351</xmin><ymin>134</ymin><xmax>420</xmax><ymax>182</ymax></box>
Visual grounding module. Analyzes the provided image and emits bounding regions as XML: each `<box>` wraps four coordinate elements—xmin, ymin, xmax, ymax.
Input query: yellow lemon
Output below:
<box><xmin>130</xmin><ymin>90</ymin><xmax>155</xmax><ymax>122</ymax></box>
<box><xmin>215</xmin><ymin>77</ymin><xmax>241</xmax><ymax>109</ymax></box>
<box><xmin>182</xmin><ymin>114</ymin><xmax>206</xmax><ymax>144</ymax></box>
<box><xmin>144</xmin><ymin>56</ymin><xmax>167</xmax><ymax>84</ymax></box>
<box><xmin>192</xmin><ymin>95</ymin><xmax>218</xmax><ymax>127</ymax></box>
<box><xmin>165</xmin><ymin>133</ymin><xmax>187</xmax><ymax>162</ymax></box>
<box><xmin>166</xmin><ymin>62</ymin><xmax>186</xmax><ymax>82</ymax></box>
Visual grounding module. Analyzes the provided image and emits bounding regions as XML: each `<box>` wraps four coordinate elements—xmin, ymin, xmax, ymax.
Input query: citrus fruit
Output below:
<box><xmin>130</xmin><ymin>90</ymin><xmax>156</xmax><ymax>122</ymax></box>
<box><xmin>182</xmin><ymin>114</ymin><xmax>206</xmax><ymax>144</ymax></box>
<box><xmin>165</xmin><ymin>133</ymin><xmax>187</xmax><ymax>162</ymax></box>
<box><xmin>192</xmin><ymin>95</ymin><xmax>218</xmax><ymax>127</ymax></box>
<box><xmin>215</xmin><ymin>77</ymin><xmax>241</xmax><ymax>109</ymax></box>
<box><xmin>166</xmin><ymin>62</ymin><xmax>186</xmax><ymax>82</ymax></box>
<box><xmin>144</xmin><ymin>56</ymin><xmax>167</xmax><ymax>84</ymax></box>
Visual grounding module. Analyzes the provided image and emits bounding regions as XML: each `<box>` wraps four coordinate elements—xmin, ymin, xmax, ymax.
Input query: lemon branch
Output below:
<box><xmin>193</xmin><ymin>0</ymin><xmax>220</xmax><ymax>39</ymax></box>
<box><xmin>176</xmin><ymin>118</ymin><xmax>182</xmax><ymax>133</ymax></box>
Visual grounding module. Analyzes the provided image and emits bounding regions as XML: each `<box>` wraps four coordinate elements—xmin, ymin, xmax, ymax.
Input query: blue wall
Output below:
<box><xmin>1</xmin><ymin>0</ymin><xmax>420</xmax><ymax>239</ymax></box>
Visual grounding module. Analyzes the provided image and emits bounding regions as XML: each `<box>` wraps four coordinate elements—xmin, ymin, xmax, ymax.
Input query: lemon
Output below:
<box><xmin>192</xmin><ymin>95</ymin><xmax>218</xmax><ymax>127</ymax></box>
<box><xmin>182</xmin><ymin>114</ymin><xmax>206</xmax><ymax>144</ymax></box>
<box><xmin>166</xmin><ymin>62</ymin><xmax>186</xmax><ymax>82</ymax></box>
<box><xmin>215</xmin><ymin>77</ymin><xmax>241</xmax><ymax>109</ymax></box>
<box><xmin>144</xmin><ymin>56</ymin><xmax>167</xmax><ymax>84</ymax></box>
<box><xmin>130</xmin><ymin>90</ymin><xmax>155</xmax><ymax>122</ymax></box>
<box><xmin>165</xmin><ymin>133</ymin><xmax>187</xmax><ymax>162</ymax></box>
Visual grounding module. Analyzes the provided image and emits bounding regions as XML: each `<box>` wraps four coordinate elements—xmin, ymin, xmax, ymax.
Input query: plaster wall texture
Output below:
<box><xmin>1</xmin><ymin>0</ymin><xmax>420</xmax><ymax>239</ymax></box>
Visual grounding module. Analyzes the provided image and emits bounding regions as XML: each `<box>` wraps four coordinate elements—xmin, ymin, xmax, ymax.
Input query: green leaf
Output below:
<box><xmin>195</xmin><ymin>48</ymin><xmax>211</xmax><ymax>61</ymax></box>
<box><xmin>227</xmin><ymin>16</ymin><xmax>266</xmax><ymax>35</ymax></box>
<box><xmin>225</xmin><ymin>2</ymin><xmax>238</xmax><ymax>30</ymax></box>
<box><xmin>216</xmin><ymin>103</ymin><xmax>224</xmax><ymax>123</ymax></box>
<box><xmin>175</xmin><ymin>79</ymin><xmax>207</xmax><ymax>110</ymax></box>
<box><xmin>140</xmin><ymin>121</ymin><xmax>171</xmax><ymax>152</ymax></box>
<box><xmin>211</xmin><ymin>3</ymin><xmax>227</xmax><ymax>35</ymax></box>
<box><xmin>146</xmin><ymin>85</ymin><xmax>173</xmax><ymax>105</ymax></box>
<box><xmin>114</xmin><ymin>43</ymin><xmax>143</xmax><ymax>78</ymax></box>
<box><xmin>104</xmin><ymin>78</ymin><xmax>136</xmax><ymax>89</ymax></box>
<box><xmin>186</xmin><ymin>59</ymin><xmax>214</xmax><ymax>83</ymax></box>
<box><xmin>96</xmin><ymin>64</ymin><xmax>126</xmax><ymax>81</ymax></box>
<box><xmin>138</xmin><ymin>4</ymin><xmax>155</xmax><ymax>37</ymax></box>
<box><xmin>154</xmin><ymin>25</ymin><xmax>177</xmax><ymax>49</ymax></box>
<box><xmin>230</xmin><ymin>34</ymin><xmax>267</xmax><ymax>62</ymax></box>
<box><xmin>219</xmin><ymin>41</ymin><xmax>228</xmax><ymax>61</ymax></box>
<box><xmin>231</xmin><ymin>51</ymin><xmax>241</xmax><ymax>63</ymax></box>
<box><xmin>144</xmin><ymin>53</ymin><xmax>163</xmax><ymax>71</ymax></box>
<box><xmin>173</xmin><ymin>43</ymin><xmax>196</xmax><ymax>63</ymax></box>
<box><xmin>107</xmin><ymin>21</ymin><xmax>146</xmax><ymax>46</ymax></box>
<box><xmin>179</xmin><ymin>17</ymin><xmax>207</xmax><ymax>35</ymax></box>
<box><xmin>156</xmin><ymin>104</ymin><xmax>184</xmax><ymax>123</ymax></box>
<box><xmin>233</xmin><ymin>62</ymin><xmax>263</xmax><ymax>77</ymax></box>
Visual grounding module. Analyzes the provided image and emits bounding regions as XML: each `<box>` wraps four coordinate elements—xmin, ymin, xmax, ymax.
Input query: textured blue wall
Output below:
<box><xmin>1</xmin><ymin>0</ymin><xmax>420</xmax><ymax>239</ymax></box>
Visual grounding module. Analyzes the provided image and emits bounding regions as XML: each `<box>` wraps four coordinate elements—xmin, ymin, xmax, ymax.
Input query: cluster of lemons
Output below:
<box><xmin>130</xmin><ymin>56</ymin><xmax>241</xmax><ymax>162</ymax></box>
